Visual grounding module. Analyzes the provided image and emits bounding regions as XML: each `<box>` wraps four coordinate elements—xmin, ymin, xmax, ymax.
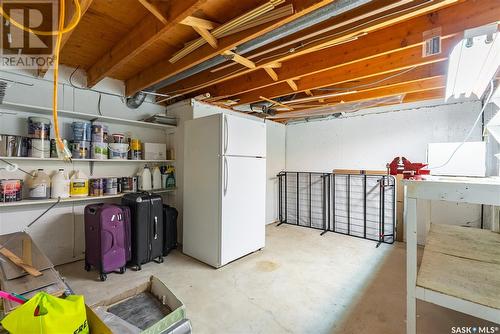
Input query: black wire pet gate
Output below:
<box><xmin>277</xmin><ymin>171</ymin><xmax>396</xmax><ymax>245</ymax></box>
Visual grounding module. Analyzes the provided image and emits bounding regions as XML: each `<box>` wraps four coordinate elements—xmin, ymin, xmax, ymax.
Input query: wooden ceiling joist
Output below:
<box><xmin>138</xmin><ymin>0</ymin><xmax>168</xmax><ymax>24</ymax></box>
<box><xmin>286</xmin><ymin>79</ymin><xmax>298</xmax><ymax>91</ymax></box>
<box><xmin>232</xmin><ymin>36</ymin><xmax>457</xmax><ymax>105</ymax></box>
<box><xmin>194</xmin><ymin>27</ymin><xmax>219</xmax><ymax>48</ymax></box>
<box><xmin>264</xmin><ymin>67</ymin><xmax>279</xmax><ymax>81</ymax></box>
<box><xmin>125</xmin><ymin>0</ymin><xmax>345</xmax><ymax>96</ymax></box>
<box><xmin>223</xmin><ymin>50</ymin><xmax>256</xmax><ymax>69</ymax></box>
<box><xmin>174</xmin><ymin>0</ymin><xmax>498</xmax><ymax>100</ymax></box>
<box><xmin>181</xmin><ymin>16</ymin><xmax>219</xmax><ymax>30</ymax></box>
<box><xmin>156</xmin><ymin>0</ymin><xmax>467</xmax><ymax>98</ymax></box>
<box><xmin>86</xmin><ymin>0</ymin><xmax>209</xmax><ymax>88</ymax></box>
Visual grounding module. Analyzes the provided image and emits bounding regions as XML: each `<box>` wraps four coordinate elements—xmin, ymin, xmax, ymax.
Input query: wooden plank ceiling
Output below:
<box><xmin>47</xmin><ymin>0</ymin><xmax>500</xmax><ymax>120</ymax></box>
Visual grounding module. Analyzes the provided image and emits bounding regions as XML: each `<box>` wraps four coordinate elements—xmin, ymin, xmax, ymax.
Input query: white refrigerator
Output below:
<box><xmin>183</xmin><ymin>113</ymin><xmax>266</xmax><ymax>268</ymax></box>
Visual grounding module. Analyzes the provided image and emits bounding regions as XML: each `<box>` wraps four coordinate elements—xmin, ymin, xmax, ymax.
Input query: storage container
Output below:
<box><xmin>89</xmin><ymin>178</ymin><xmax>104</xmax><ymax>197</ymax></box>
<box><xmin>0</xmin><ymin>179</ymin><xmax>22</xmax><ymax>202</ymax></box>
<box><xmin>71</xmin><ymin>122</ymin><xmax>92</xmax><ymax>141</ymax></box>
<box><xmin>90</xmin><ymin>142</ymin><xmax>108</xmax><ymax>160</ymax></box>
<box><xmin>70</xmin><ymin>141</ymin><xmax>91</xmax><ymax>159</ymax></box>
<box><xmin>50</xmin><ymin>139</ymin><xmax>69</xmax><ymax>158</ymax></box>
<box><xmin>109</xmin><ymin>143</ymin><xmax>129</xmax><ymax>160</ymax></box>
<box><xmin>142</xmin><ymin>143</ymin><xmax>167</xmax><ymax>160</ymax></box>
<box><xmin>29</xmin><ymin>139</ymin><xmax>50</xmax><ymax>158</ymax></box>
<box><xmin>70</xmin><ymin>170</ymin><xmax>89</xmax><ymax>197</ymax></box>
<box><xmin>51</xmin><ymin>169</ymin><xmax>70</xmax><ymax>199</ymax></box>
<box><xmin>28</xmin><ymin>117</ymin><xmax>51</xmax><ymax>140</ymax></box>
<box><xmin>28</xmin><ymin>169</ymin><xmax>51</xmax><ymax>200</ymax></box>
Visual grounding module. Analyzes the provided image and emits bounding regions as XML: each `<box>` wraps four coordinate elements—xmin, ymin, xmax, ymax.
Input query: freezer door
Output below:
<box><xmin>221</xmin><ymin>156</ymin><xmax>266</xmax><ymax>266</ymax></box>
<box><xmin>223</xmin><ymin>114</ymin><xmax>266</xmax><ymax>157</ymax></box>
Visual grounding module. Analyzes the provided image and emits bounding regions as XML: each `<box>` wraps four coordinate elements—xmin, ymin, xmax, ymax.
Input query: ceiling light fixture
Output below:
<box><xmin>446</xmin><ymin>23</ymin><xmax>500</xmax><ymax>102</ymax></box>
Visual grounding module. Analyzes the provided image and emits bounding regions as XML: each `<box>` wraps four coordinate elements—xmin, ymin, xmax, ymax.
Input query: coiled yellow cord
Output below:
<box><xmin>0</xmin><ymin>0</ymin><xmax>82</xmax><ymax>161</ymax></box>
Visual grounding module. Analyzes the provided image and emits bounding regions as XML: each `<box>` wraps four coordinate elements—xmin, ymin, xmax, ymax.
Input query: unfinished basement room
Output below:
<box><xmin>0</xmin><ymin>0</ymin><xmax>499</xmax><ymax>333</ymax></box>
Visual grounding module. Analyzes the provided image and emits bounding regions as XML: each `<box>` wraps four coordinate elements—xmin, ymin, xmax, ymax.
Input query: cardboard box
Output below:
<box><xmin>142</xmin><ymin>143</ymin><xmax>167</xmax><ymax>160</ymax></box>
<box><xmin>92</xmin><ymin>276</ymin><xmax>186</xmax><ymax>334</ymax></box>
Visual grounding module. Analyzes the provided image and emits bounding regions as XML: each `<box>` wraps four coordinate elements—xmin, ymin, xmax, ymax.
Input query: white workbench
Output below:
<box><xmin>405</xmin><ymin>176</ymin><xmax>500</xmax><ymax>333</ymax></box>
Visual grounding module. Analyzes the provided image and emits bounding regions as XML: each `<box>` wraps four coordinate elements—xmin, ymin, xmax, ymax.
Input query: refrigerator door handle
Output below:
<box><xmin>224</xmin><ymin>157</ymin><xmax>228</xmax><ymax>196</ymax></box>
<box><xmin>223</xmin><ymin>115</ymin><xmax>228</xmax><ymax>154</ymax></box>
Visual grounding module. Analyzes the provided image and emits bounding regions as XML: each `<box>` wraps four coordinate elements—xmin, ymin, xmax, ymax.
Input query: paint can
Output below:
<box><xmin>28</xmin><ymin>117</ymin><xmax>51</xmax><ymax>140</ymax></box>
<box><xmin>0</xmin><ymin>179</ymin><xmax>22</xmax><ymax>202</ymax></box>
<box><xmin>71</xmin><ymin>122</ymin><xmax>92</xmax><ymax>141</ymax></box>
<box><xmin>50</xmin><ymin>139</ymin><xmax>69</xmax><ymax>158</ymax></box>
<box><xmin>70</xmin><ymin>141</ymin><xmax>91</xmax><ymax>159</ymax></box>
<box><xmin>0</xmin><ymin>135</ymin><xmax>29</xmax><ymax>157</ymax></box>
<box><xmin>90</xmin><ymin>142</ymin><xmax>108</xmax><ymax>160</ymax></box>
<box><xmin>112</xmin><ymin>133</ymin><xmax>125</xmax><ymax>143</ymax></box>
<box><xmin>104</xmin><ymin>177</ymin><xmax>118</xmax><ymax>195</ymax></box>
<box><xmin>108</xmin><ymin>143</ymin><xmax>129</xmax><ymax>160</ymax></box>
<box><xmin>91</xmin><ymin>123</ymin><xmax>109</xmax><ymax>143</ymax></box>
<box><xmin>89</xmin><ymin>178</ymin><xmax>104</xmax><ymax>197</ymax></box>
<box><xmin>29</xmin><ymin>139</ymin><xmax>50</xmax><ymax>158</ymax></box>
<box><xmin>129</xmin><ymin>138</ymin><xmax>142</xmax><ymax>160</ymax></box>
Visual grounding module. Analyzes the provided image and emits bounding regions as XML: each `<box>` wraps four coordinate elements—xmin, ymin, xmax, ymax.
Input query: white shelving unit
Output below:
<box><xmin>0</xmin><ymin>188</ymin><xmax>177</xmax><ymax>208</ymax></box>
<box><xmin>405</xmin><ymin>176</ymin><xmax>500</xmax><ymax>334</ymax></box>
<box><xmin>0</xmin><ymin>101</ymin><xmax>176</xmax><ymax>130</ymax></box>
<box><xmin>0</xmin><ymin>156</ymin><xmax>174</xmax><ymax>163</ymax></box>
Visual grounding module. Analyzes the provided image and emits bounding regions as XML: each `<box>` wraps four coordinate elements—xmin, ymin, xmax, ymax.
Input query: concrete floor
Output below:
<box><xmin>58</xmin><ymin>223</ymin><xmax>498</xmax><ymax>334</ymax></box>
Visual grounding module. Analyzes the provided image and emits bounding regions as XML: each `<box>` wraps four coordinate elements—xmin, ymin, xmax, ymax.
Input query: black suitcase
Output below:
<box><xmin>162</xmin><ymin>205</ymin><xmax>178</xmax><ymax>256</ymax></box>
<box><xmin>122</xmin><ymin>192</ymin><xmax>164</xmax><ymax>270</ymax></box>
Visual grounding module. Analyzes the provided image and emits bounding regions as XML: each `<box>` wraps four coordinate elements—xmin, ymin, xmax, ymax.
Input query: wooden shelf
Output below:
<box><xmin>416</xmin><ymin>224</ymin><xmax>500</xmax><ymax>321</ymax></box>
<box><xmin>1</xmin><ymin>101</ymin><xmax>176</xmax><ymax>130</ymax></box>
<box><xmin>0</xmin><ymin>157</ymin><xmax>175</xmax><ymax>163</ymax></box>
<box><xmin>0</xmin><ymin>188</ymin><xmax>176</xmax><ymax>208</ymax></box>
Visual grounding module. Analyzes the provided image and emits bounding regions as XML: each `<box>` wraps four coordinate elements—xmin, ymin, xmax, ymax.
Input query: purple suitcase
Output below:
<box><xmin>84</xmin><ymin>203</ymin><xmax>130</xmax><ymax>281</ymax></box>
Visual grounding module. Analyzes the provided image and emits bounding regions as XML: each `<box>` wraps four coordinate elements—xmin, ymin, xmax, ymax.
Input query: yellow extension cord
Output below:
<box><xmin>0</xmin><ymin>0</ymin><xmax>82</xmax><ymax>161</ymax></box>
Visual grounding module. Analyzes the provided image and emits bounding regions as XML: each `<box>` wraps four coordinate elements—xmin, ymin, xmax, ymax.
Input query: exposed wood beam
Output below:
<box><xmin>138</xmin><ymin>0</ymin><xmax>168</xmax><ymax>24</ymax></box>
<box><xmin>125</xmin><ymin>0</ymin><xmax>348</xmax><ymax>96</ymax></box>
<box><xmin>180</xmin><ymin>0</ymin><xmax>498</xmax><ymax>99</ymax></box>
<box><xmin>259</xmin><ymin>96</ymin><xmax>293</xmax><ymax>110</ymax></box>
<box><xmin>286</xmin><ymin>79</ymin><xmax>298</xmax><ymax>91</ymax></box>
<box><xmin>263</xmin><ymin>63</ymin><xmax>282</xmax><ymax>69</ymax></box>
<box><xmin>223</xmin><ymin>50</ymin><xmax>256</xmax><ymax>69</ymax></box>
<box><xmin>305</xmin><ymin>90</ymin><xmax>314</xmax><ymax>96</ymax></box>
<box><xmin>264</xmin><ymin>67</ymin><xmax>279</xmax><ymax>81</ymax></box>
<box><xmin>158</xmin><ymin>0</ymin><xmax>466</xmax><ymax>98</ymax></box>
<box><xmin>193</xmin><ymin>27</ymin><xmax>218</xmax><ymax>48</ymax></box>
<box><xmin>181</xmin><ymin>15</ymin><xmax>219</xmax><ymax>30</ymax></box>
<box><xmin>86</xmin><ymin>0</ymin><xmax>209</xmax><ymax>88</ymax></box>
<box><xmin>232</xmin><ymin>36</ymin><xmax>458</xmax><ymax>105</ymax></box>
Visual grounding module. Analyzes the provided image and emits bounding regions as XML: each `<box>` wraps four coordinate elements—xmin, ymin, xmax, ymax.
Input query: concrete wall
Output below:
<box><xmin>266</xmin><ymin>121</ymin><xmax>286</xmax><ymax>224</ymax></box>
<box><xmin>284</xmin><ymin>100</ymin><xmax>485</xmax><ymax>242</ymax></box>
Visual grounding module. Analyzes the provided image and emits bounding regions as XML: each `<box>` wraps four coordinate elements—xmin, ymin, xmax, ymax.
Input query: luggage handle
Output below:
<box><xmin>154</xmin><ymin>216</ymin><xmax>158</xmax><ymax>240</ymax></box>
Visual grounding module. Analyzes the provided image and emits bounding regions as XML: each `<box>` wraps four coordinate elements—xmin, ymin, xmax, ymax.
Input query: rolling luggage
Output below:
<box><xmin>163</xmin><ymin>205</ymin><xmax>178</xmax><ymax>256</ymax></box>
<box><xmin>122</xmin><ymin>192</ymin><xmax>164</xmax><ymax>270</ymax></box>
<box><xmin>84</xmin><ymin>203</ymin><xmax>130</xmax><ymax>281</ymax></box>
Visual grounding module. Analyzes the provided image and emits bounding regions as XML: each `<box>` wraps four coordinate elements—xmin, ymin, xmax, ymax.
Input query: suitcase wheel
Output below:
<box><xmin>99</xmin><ymin>273</ymin><xmax>107</xmax><ymax>281</ymax></box>
<box><xmin>135</xmin><ymin>264</ymin><xmax>142</xmax><ymax>271</ymax></box>
<box><xmin>84</xmin><ymin>263</ymin><xmax>91</xmax><ymax>271</ymax></box>
<box><xmin>158</xmin><ymin>256</ymin><xmax>164</xmax><ymax>263</ymax></box>
<box><xmin>119</xmin><ymin>267</ymin><xmax>126</xmax><ymax>274</ymax></box>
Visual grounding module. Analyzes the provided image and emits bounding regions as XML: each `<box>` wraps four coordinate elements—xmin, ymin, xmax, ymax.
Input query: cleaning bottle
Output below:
<box><xmin>152</xmin><ymin>166</ymin><xmax>162</xmax><ymax>190</ymax></box>
<box><xmin>51</xmin><ymin>169</ymin><xmax>70</xmax><ymax>199</ymax></box>
<box><xmin>138</xmin><ymin>165</ymin><xmax>152</xmax><ymax>191</ymax></box>
<box><xmin>28</xmin><ymin>169</ymin><xmax>51</xmax><ymax>200</ymax></box>
<box><xmin>70</xmin><ymin>170</ymin><xmax>89</xmax><ymax>197</ymax></box>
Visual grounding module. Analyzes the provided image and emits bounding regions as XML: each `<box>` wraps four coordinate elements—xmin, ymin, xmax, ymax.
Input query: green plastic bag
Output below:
<box><xmin>1</xmin><ymin>292</ymin><xmax>89</xmax><ymax>334</ymax></box>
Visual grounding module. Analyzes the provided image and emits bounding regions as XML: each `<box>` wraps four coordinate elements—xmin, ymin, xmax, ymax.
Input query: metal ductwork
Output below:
<box><xmin>147</xmin><ymin>0</ymin><xmax>373</xmax><ymax>93</ymax></box>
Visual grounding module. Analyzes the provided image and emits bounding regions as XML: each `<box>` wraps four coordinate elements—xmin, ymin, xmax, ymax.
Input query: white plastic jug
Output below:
<box><xmin>70</xmin><ymin>170</ymin><xmax>89</xmax><ymax>197</ymax></box>
<box><xmin>138</xmin><ymin>165</ymin><xmax>152</xmax><ymax>191</ymax></box>
<box><xmin>28</xmin><ymin>169</ymin><xmax>51</xmax><ymax>199</ymax></box>
<box><xmin>152</xmin><ymin>166</ymin><xmax>162</xmax><ymax>190</ymax></box>
<box><xmin>51</xmin><ymin>169</ymin><xmax>70</xmax><ymax>199</ymax></box>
